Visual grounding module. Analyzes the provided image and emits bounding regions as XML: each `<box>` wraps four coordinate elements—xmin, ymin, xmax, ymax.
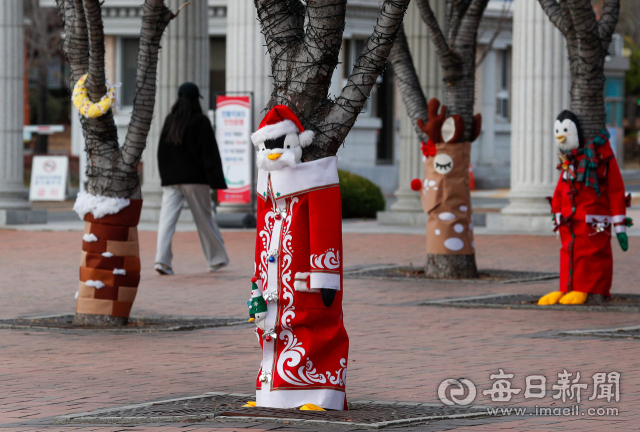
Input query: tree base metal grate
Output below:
<box><xmin>0</xmin><ymin>315</ymin><xmax>248</xmax><ymax>332</ymax></box>
<box><xmin>54</xmin><ymin>392</ymin><xmax>496</xmax><ymax>429</ymax></box>
<box><xmin>421</xmin><ymin>293</ymin><xmax>640</xmax><ymax>312</ymax></box>
<box><xmin>344</xmin><ymin>266</ymin><xmax>558</xmax><ymax>284</ymax></box>
<box><xmin>560</xmin><ymin>325</ymin><xmax>640</xmax><ymax>339</ymax></box>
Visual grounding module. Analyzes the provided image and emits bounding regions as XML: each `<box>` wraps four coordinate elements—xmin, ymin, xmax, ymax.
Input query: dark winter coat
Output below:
<box><xmin>157</xmin><ymin>113</ymin><xmax>227</xmax><ymax>190</ymax></box>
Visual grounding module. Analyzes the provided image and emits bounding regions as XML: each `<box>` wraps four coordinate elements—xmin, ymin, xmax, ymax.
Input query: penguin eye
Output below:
<box><xmin>564</xmin><ymin>128</ymin><xmax>567</xmax><ymax>132</ymax></box>
<box><xmin>287</xmin><ymin>145</ymin><xmax>290</xmax><ymax>149</ymax></box>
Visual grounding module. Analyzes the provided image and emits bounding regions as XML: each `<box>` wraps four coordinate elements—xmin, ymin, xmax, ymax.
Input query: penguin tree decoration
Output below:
<box><xmin>554</xmin><ymin>110</ymin><xmax>584</xmax><ymax>152</ymax></box>
<box><xmin>539</xmin><ymin>110</ymin><xmax>632</xmax><ymax>306</ymax></box>
<box><xmin>248</xmin><ymin>105</ymin><xmax>349</xmax><ymax>411</ymax></box>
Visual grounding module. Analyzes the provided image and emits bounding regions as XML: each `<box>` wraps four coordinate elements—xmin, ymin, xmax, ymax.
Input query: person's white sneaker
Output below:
<box><xmin>209</xmin><ymin>262</ymin><xmax>229</xmax><ymax>273</ymax></box>
<box><xmin>154</xmin><ymin>262</ymin><xmax>174</xmax><ymax>275</ymax></box>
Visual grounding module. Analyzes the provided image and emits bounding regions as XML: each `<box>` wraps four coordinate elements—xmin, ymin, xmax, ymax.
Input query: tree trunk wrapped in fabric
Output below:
<box><xmin>534</xmin><ymin>0</ymin><xmax>629</xmax><ymax>306</ymax></box>
<box><xmin>248</xmin><ymin>0</ymin><xmax>410</xmax><ymax>410</ymax></box>
<box><xmin>55</xmin><ymin>0</ymin><xmax>183</xmax><ymax>325</ymax></box>
<box><xmin>390</xmin><ymin>0</ymin><xmax>490</xmax><ymax>278</ymax></box>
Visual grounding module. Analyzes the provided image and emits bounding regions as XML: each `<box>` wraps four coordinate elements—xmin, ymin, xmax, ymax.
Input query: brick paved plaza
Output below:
<box><xmin>1</xmin><ymin>228</ymin><xmax>639</xmax><ymax>431</ymax></box>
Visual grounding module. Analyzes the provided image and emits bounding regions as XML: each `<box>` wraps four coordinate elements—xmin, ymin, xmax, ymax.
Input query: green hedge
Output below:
<box><xmin>338</xmin><ymin>170</ymin><xmax>386</xmax><ymax>219</ymax></box>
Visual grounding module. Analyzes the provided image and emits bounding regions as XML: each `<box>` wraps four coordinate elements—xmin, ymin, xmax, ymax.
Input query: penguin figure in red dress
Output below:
<box><xmin>539</xmin><ymin>111</ymin><xmax>632</xmax><ymax>305</ymax></box>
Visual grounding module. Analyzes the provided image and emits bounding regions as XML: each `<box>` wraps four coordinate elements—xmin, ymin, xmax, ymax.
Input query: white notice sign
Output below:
<box><xmin>29</xmin><ymin>156</ymin><xmax>69</xmax><ymax>201</ymax></box>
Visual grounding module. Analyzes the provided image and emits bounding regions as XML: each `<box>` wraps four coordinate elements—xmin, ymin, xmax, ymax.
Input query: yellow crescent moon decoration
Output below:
<box><xmin>72</xmin><ymin>74</ymin><xmax>116</xmax><ymax>118</ymax></box>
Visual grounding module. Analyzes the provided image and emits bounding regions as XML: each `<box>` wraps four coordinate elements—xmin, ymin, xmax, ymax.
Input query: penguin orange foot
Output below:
<box><xmin>559</xmin><ymin>291</ymin><xmax>588</xmax><ymax>305</ymax></box>
<box><xmin>300</xmin><ymin>404</ymin><xmax>325</xmax><ymax>411</ymax></box>
<box><xmin>538</xmin><ymin>291</ymin><xmax>565</xmax><ymax>305</ymax></box>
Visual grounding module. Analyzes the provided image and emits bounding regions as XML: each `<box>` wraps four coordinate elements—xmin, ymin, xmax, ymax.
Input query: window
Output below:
<box><xmin>120</xmin><ymin>38</ymin><xmax>140</xmax><ymax>107</ymax></box>
<box><xmin>496</xmin><ymin>49</ymin><xmax>510</xmax><ymax>121</ymax></box>
<box><xmin>344</xmin><ymin>39</ymin><xmax>376</xmax><ymax>116</ymax></box>
<box><xmin>209</xmin><ymin>37</ymin><xmax>226</xmax><ymax>109</ymax></box>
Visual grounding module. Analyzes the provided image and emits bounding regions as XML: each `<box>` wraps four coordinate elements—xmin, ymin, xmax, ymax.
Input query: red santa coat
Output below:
<box><xmin>551</xmin><ymin>137</ymin><xmax>626</xmax><ymax>296</ymax></box>
<box><xmin>253</xmin><ymin>156</ymin><xmax>349</xmax><ymax>410</ymax></box>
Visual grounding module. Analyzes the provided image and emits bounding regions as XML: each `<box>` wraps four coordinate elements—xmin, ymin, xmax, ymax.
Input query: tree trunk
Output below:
<box><xmin>426</xmin><ymin>254</ymin><xmax>478</xmax><ymax>278</ymax></box>
<box><xmin>537</xmin><ymin>0</ymin><xmax>620</xmax><ymax>139</ymax></box>
<box><xmin>570</xmin><ymin>65</ymin><xmax>606</xmax><ymax>139</ymax></box>
<box><xmin>56</xmin><ymin>0</ymin><xmax>179</xmax><ymax>326</ymax></box>
<box><xmin>255</xmin><ymin>0</ymin><xmax>411</xmax><ymax>161</ymax></box>
<box><xmin>419</xmin><ymin>0</ymin><xmax>485</xmax><ymax>279</ymax></box>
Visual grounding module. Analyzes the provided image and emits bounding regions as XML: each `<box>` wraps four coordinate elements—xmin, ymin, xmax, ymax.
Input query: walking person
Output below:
<box><xmin>154</xmin><ymin>82</ymin><xmax>229</xmax><ymax>275</ymax></box>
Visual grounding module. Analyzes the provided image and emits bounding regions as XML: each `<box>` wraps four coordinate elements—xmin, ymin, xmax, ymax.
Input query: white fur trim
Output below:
<box><xmin>83</xmin><ymin>233</ymin><xmax>98</xmax><ymax>243</ymax></box>
<box><xmin>310</xmin><ymin>272</ymin><xmax>340</xmax><ymax>291</ymax></box>
<box><xmin>613</xmin><ymin>215</ymin><xmax>626</xmax><ymax>224</ymax></box>
<box><xmin>299</xmin><ymin>130</ymin><xmax>315</xmax><ymax>147</ymax></box>
<box><xmin>85</xmin><ymin>280</ymin><xmax>105</xmax><ymax>289</ymax></box>
<box><xmin>615</xmin><ymin>225</ymin><xmax>626</xmax><ymax>234</ymax></box>
<box><xmin>257</xmin><ymin>388</ymin><xmax>345</xmax><ymax>410</ymax></box>
<box><xmin>257</xmin><ymin>156</ymin><xmax>339</xmax><ymax>200</ymax></box>
<box><xmin>74</xmin><ymin>191</ymin><xmax>130</xmax><ymax>220</ymax></box>
<box><xmin>251</xmin><ymin>120</ymin><xmax>300</xmax><ymax>145</ymax></box>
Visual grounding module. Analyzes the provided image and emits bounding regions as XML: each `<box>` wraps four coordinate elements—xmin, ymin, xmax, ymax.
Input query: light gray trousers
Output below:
<box><xmin>155</xmin><ymin>184</ymin><xmax>229</xmax><ymax>269</ymax></box>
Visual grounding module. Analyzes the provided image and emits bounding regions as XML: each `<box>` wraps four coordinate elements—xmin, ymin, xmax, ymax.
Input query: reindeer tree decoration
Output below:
<box><xmin>56</xmin><ymin>0</ymin><xmax>184</xmax><ymax>326</ymax></box>
<box><xmin>390</xmin><ymin>0</ymin><xmax>489</xmax><ymax>279</ymax></box>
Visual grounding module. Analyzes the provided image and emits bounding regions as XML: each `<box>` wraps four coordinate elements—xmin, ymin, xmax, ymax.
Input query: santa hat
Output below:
<box><xmin>251</xmin><ymin>105</ymin><xmax>315</xmax><ymax>148</ymax></box>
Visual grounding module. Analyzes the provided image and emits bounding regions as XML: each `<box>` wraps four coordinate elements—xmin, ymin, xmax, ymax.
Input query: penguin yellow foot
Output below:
<box><xmin>538</xmin><ymin>291</ymin><xmax>565</xmax><ymax>305</ymax></box>
<box><xmin>558</xmin><ymin>291</ymin><xmax>588</xmax><ymax>305</ymax></box>
<box><xmin>242</xmin><ymin>401</ymin><xmax>257</xmax><ymax>407</ymax></box>
<box><xmin>300</xmin><ymin>403</ymin><xmax>325</xmax><ymax>411</ymax></box>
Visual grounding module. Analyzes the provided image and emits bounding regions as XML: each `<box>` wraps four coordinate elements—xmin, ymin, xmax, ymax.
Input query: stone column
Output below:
<box><xmin>0</xmin><ymin>1</ymin><xmax>44</xmax><ymax>225</ymax></box>
<box><xmin>377</xmin><ymin>1</ymin><xmax>444</xmax><ymax>226</ymax></box>
<box><xmin>140</xmin><ymin>0</ymin><xmax>209</xmax><ymax>222</ymax></box>
<box><xmin>222</xmin><ymin>0</ymin><xmax>272</xmax><ymax>214</ymax></box>
<box><xmin>487</xmin><ymin>0</ymin><xmax>571</xmax><ymax>233</ymax></box>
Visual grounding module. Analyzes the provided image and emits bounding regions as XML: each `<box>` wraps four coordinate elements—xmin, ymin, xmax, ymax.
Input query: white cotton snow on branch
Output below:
<box><xmin>102</xmin><ymin>252</ymin><xmax>114</xmax><ymax>258</ymax></box>
<box><xmin>85</xmin><ymin>280</ymin><xmax>105</xmax><ymax>289</ymax></box>
<box><xmin>113</xmin><ymin>269</ymin><xmax>126</xmax><ymax>275</ymax></box>
<box><xmin>83</xmin><ymin>233</ymin><xmax>98</xmax><ymax>242</ymax></box>
<box><xmin>73</xmin><ymin>191</ymin><xmax>130</xmax><ymax>220</ymax></box>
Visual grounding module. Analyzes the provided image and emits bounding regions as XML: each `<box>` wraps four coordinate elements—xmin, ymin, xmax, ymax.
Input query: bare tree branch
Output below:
<box><xmin>121</xmin><ymin>0</ymin><xmax>181</xmax><ymax>178</ymax></box>
<box><xmin>312</xmin><ymin>0</ymin><xmax>410</xmax><ymax>158</ymax></box>
<box><xmin>476</xmin><ymin>0</ymin><xmax>511</xmax><ymax>68</ymax></box>
<box><xmin>56</xmin><ymin>0</ymin><xmax>89</xmax><ymax>80</ymax></box>
<box><xmin>255</xmin><ymin>0</ymin><xmax>304</xmax><ymax>58</ymax></box>
<box><xmin>598</xmin><ymin>0</ymin><xmax>620</xmax><ymax>50</ymax></box>
<box><xmin>415</xmin><ymin>0</ymin><xmax>452</xmax><ymax>64</ymax></box>
<box><xmin>388</xmin><ymin>24</ymin><xmax>429</xmax><ymax>142</ymax></box>
<box><xmin>82</xmin><ymin>0</ymin><xmax>107</xmax><ymax>100</ymax></box>
<box><xmin>538</xmin><ymin>0</ymin><xmax>568</xmax><ymax>35</ymax></box>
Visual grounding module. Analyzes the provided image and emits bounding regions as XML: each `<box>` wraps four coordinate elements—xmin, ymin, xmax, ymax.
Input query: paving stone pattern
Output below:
<box><xmin>1</xmin><ymin>230</ymin><xmax>640</xmax><ymax>431</ymax></box>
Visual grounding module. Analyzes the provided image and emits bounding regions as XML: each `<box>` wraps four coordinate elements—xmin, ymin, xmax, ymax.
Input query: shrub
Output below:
<box><xmin>338</xmin><ymin>169</ymin><xmax>385</xmax><ymax>219</ymax></box>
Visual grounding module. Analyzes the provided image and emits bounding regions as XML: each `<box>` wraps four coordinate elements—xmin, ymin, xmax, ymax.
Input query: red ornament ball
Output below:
<box><xmin>410</xmin><ymin>178</ymin><xmax>422</xmax><ymax>191</ymax></box>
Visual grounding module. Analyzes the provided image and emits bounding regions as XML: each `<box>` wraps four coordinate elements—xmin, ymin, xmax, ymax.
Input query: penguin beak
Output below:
<box><xmin>555</xmin><ymin>135</ymin><xmax>566</xmax><ymax>143</ymax></box>
<box><xmin>267</xmin><ymin>154</ymin><xmax>282</xmax><ymax>160</ymax></box>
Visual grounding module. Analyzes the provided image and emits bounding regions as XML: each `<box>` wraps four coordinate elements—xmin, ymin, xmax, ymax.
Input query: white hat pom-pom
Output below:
<box><xmin>299</xmin><ymin>130</ymin><xmax>315</xmax><ymax>148</ymax></box>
